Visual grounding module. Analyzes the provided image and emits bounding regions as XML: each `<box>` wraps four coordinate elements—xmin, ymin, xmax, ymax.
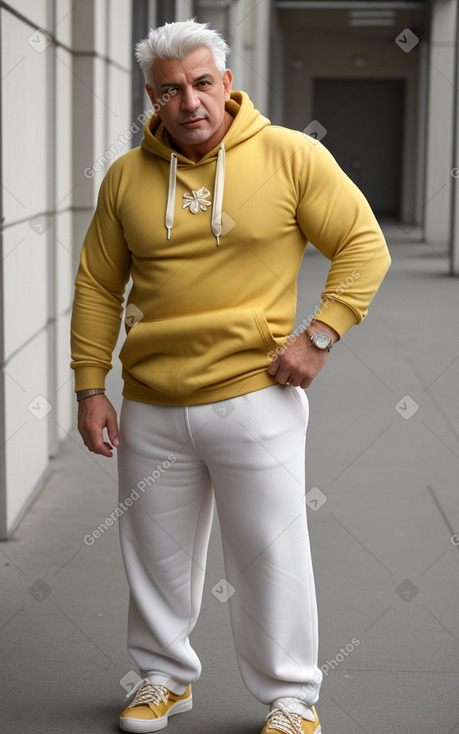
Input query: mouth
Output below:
<box><xmin>181</xmin><ymin>118</ymin><xmax>206</xmax><ymax>128</ymax></box>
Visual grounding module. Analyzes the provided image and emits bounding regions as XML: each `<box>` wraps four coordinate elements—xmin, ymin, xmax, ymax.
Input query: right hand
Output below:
<box><xmin>77</xmin><ymin>394</ymin><xmax>119</xmax><ymax>457</ymax></box>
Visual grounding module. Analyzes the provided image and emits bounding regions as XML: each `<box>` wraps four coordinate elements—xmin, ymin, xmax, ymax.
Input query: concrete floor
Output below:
<box><xmin>1</xmin><ymin>226</ymin><xmax>459</xmax><ymax>734</ymax></box>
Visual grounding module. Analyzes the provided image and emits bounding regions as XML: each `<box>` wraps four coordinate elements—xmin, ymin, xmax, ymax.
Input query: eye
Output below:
<box><xmin>197</xmin><ymin>81</ymin><xmax>210</xmax><ymax>88</ymax></box>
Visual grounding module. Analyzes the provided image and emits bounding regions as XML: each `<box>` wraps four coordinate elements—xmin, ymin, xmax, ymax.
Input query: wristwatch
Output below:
<box><xmin>308</xmin><ymin>330</ymin><xmax>333</xmax><ymax>352</ymax></box>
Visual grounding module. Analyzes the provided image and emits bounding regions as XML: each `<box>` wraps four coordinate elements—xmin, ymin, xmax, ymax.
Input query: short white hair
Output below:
<box><xmin>135</xmin><ymin>19</ymin><xmax>230</xmax><ymax>86</ymax></box>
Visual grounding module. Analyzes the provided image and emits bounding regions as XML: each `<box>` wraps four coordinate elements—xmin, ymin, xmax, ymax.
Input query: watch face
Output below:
<box><xmin>312</xmin><ymin>332</ymin><xmax>331</xmax><ymax>349</ymax></box>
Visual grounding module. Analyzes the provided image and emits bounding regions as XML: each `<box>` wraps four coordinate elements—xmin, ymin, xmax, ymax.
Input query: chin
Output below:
<box><xmin>181</xmin><ymin>130</ymin><xmax>212</xmax><ymax>144</ymax></box>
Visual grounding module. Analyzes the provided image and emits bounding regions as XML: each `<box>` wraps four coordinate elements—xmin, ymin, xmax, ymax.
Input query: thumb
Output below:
<box><xmin>107</xmin><ymin>413</ymin><xmax>120</xmax><ymax>448</ymax></box>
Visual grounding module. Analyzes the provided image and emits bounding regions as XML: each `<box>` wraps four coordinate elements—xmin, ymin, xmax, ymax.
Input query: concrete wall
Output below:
<box><xmin>451</xmin><ymin>0</ymin><xmax>459</xmax><ymax>274</ymax></box>
<box><xmin>0</xmin><ymin>0</ymin><xmax>133</xmax><ymax>539</ymax></box>
<box><xmin>424</xmin><ymin>0</ymin><xmax>457</xmax><ymax>253</ymax></box>
<box><xmin>277</xmin><ymin>6</ymin><xmax>424</xmax><ymax>226</ymax></box>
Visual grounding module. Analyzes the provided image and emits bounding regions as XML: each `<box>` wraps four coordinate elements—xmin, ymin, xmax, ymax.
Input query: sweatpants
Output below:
<box><xmin>117</xmin><ymin>384</ymin><xmax>322</xmax><ymax>708</ymax></box>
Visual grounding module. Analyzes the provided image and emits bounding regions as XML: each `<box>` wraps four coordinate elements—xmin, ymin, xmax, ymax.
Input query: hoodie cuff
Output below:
<box><xmin>313</xmin><ymin>299</ymin><xmax>359</xmax><ymax>338</ymax></box>
<box><xmin>73</xmin><ymin>367</ymin><xmax>108</xmax><ymax>392</ymax></box>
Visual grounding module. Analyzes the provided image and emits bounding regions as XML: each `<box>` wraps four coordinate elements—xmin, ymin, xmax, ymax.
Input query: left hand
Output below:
<box><xmin>268</xmin><ymin>322</ymin><xmax>338</xmax><ymax>389</ymax></box>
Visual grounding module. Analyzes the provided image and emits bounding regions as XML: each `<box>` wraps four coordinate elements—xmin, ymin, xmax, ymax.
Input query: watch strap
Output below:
<box><xmin>76</xmin><ymin>388</ymin><xmax>106</xmax><ymax>402</ymax></box>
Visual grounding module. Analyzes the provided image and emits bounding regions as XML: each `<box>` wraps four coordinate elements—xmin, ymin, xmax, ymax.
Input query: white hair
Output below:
<box><xmin>135</xmin><ymin>19</ymin><xmax>230</xmax><ymax>86</ymax></box>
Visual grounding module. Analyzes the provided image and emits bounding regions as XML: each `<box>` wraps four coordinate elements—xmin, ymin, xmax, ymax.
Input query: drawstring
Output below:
<box><xmin>165</xmin><ymin>153</ymin><xmax>177</xmax><ymax>240</ymax></box>
<box><xmin>211</xmin><ymin>144</ymin><xmax>225</xmax><ymax>247</ymax></box>
<box><xmin>212</xmin><ymin>143</ymin><xmax>225</xmax><ymax>247</ymax></box>
<box><xmin>164</xmin><ymin>145</ymin><xmax>226</xmax><ymax>246</ymax></box>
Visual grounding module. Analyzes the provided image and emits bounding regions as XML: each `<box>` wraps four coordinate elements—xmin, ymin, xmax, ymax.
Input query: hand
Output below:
<box><xmin>77</xmin><ymin>394</ymin><xmax>119</xmax><ymax>457</ymax></box>
<box><xmin>268</xmin><ymin>322</ymin><xmax>338</xmax><ymax>389</ymax></box>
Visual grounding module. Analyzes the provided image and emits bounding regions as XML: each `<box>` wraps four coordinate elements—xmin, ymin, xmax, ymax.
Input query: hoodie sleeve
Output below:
<box><xmin>296</xmin><ymin>138</ymin><xmax>391</xmax><ymax>337</ymax></box>
<box><xmin>70</xmin><ymin>164</ymin><xmax>132</xmax><ymax>391</ymax></box>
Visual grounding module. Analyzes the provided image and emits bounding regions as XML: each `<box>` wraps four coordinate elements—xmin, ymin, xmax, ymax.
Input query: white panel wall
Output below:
<box><xmin>424</xmin><ymin>0</ymin><xmax>457</xmax><ymax>249</ymax></box>
<box><xmin>0</xmin><ymin>5</ymin><xmax>53</xmax><ymax>538</ymax></box>
<box><xmin>5</xmin><ymin>332</ymin><xmax>50</xmax><ymax>528</ymax></box>
<box><xmin>2</xmin><ymin>225</ymin><xmax>49</xmax><ymax>361</ymax></box>
<box><xmin>93</xmin><ymin>56</ymin><xmax>110</xmax><ymax>192</ymax></box>
<box><xmin>54</xmin><ymin>0</ymin><xmax>73</xmax><ymax>46</ymax></box>
<box><xmin>108</xmin><ymin>0</ymin><xmax>133</xmax><ymax>70</ymax></box>
<box><xmin>95</xmin><ymin>0</ymin><xmax>109</xmax><ymax>56</ymax></box>
<box><xmin>1</xmin><ymin>13</ymin><xmax>49</xmax><ymax>225</ymax></box>
<box><xmin>55</xmin><ymin>211</ymin><xmax>75</xmax><ymax>441</ymax></box>
<box><xmin>56</xmin><ymin>311</ymin><xmax>73</xmax><ymax>441</ymax></box>
<box><xmin>0</xmin><ymin>0</ymin><xmax>132</xmax><ymax>539</ymax></box>
<box><xmin>54</xmin><ymin>36</ymin><xmax>74</xmax><ymax>450</ymax></box>
<box><xmin>55</xmin><ymin>47</ymin><xmax>73</xmax><ymax>212</ymax></box>
<box><xmin>8</xmin><ymin>0</ymin><xmax>49</xmax><ymax>29</ymax></box>
<box><xmin>108</xmin><ymin>64</ymin><xmax>134</xmax><ymax>149</ymax></box>
<box><xmin>55</xmin><ymin>214</ymin><xmax>75</xmax><ymax>319</ymax></box>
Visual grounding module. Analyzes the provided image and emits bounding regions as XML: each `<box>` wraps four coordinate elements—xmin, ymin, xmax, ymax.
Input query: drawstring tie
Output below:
<box><xmin>211</xmin><ymin>144</ymin><xmax>225</xmax><ymax>247</ymax></box>
<box><xmin>165</xmin><ymin>153</ymin><xmax>177</xmax><ymax>240</ymax></box>
<box><xmin>164</xmin><ymin>144</ymin><xmax>226</xmax><ymax>247</ymax></box>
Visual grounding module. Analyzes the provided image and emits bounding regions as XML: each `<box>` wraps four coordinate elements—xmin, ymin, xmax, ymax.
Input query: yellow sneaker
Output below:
<box><xmin>119</xmin><ymin>680</ymin><xmax>192</xmax><ymax>732</ymax></box>
<box><xmin>261</xmin><ymin>702</ymin><xmax>321</xmax><ymax>734</ymax></box>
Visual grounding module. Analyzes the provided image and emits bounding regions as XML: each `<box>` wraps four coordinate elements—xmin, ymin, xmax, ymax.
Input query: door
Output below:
<box><xmin>313</xmin><ymin>79</ymin><xmax>405</xmax><ymax>217</ymax></box>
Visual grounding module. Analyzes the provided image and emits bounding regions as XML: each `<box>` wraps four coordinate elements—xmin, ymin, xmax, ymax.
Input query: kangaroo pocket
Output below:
<box><xmin>118</xmin><ymin>306</ymin><xmax>284</xmax><ymax>398</ymax></box>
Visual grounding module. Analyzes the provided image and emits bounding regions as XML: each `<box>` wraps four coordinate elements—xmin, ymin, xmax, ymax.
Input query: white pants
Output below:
<box><xmin>117</xmin><ymin>384</ymin><xmax>322</xmax><ymax>707</ymax></box>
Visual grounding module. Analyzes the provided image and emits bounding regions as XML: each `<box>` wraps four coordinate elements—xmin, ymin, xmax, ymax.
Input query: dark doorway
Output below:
<box><xmin>313</xmin><ymin>78</ymin><xmax>405</xmax><ymax>217</ymax></box>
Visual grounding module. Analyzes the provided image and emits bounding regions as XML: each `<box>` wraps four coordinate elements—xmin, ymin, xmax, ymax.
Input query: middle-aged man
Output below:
<box><xmin>71</xmin><ymin>19</ymin><xmax>390</xmax><ymax>734</ymax></box>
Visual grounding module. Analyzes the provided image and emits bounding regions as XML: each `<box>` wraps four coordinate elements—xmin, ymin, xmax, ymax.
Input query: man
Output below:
<box><xmin>71</xmin><ymin>19</ymin><xmax>390</xmax><ymax>734</ymax></box>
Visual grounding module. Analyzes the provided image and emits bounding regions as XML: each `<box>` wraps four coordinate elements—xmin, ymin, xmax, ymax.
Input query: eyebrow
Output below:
<box><xmin>159</xmin><ymin>73</ymin><xmax>215</xmax><ymax>89</ymax></box>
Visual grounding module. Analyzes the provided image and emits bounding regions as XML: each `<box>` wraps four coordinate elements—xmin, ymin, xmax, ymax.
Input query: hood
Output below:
<box><xmin>140</xmin><ymin>91</ymin><xmax>271</xmax><ymax>245</ymax></box>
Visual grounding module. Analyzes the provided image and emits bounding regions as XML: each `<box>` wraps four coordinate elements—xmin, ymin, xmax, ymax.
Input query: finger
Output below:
<box><xmin>92</xmin><ymin>432</ymin><xmax>116</xmax><ymax>456</ymax></box>
<box><xmin>273</xmin><ymin>369</ymin><xmax>291</xmax><ymax>385</ymax></box>
<box><xmin>102</xmin><ymin>441</ymin><xmax>115</xmax><ymax>456</ymax></box>
<box><xmin>90</xmin><ymin>440</ymin><xmax>114</xmax><ymax>458</ymax></box>
<box><xmin>107</xmin><ymin>414</ymin><xmax>120</xmax><ymax>448</ymax></box>
<box><xmin>81</xmin><ymin>426</ymin><xmax>114</xmax><ymax>457</ymax></box>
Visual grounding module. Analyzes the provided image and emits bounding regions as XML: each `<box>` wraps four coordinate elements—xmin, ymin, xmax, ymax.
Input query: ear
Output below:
<box><xmin>222</xmin><ymin>69</ymin><xmax>233</xmax><ymax>100</ymax></box>
<box><xmin>145</xmin><ymin>84</ymin><xmax>156</xmax><ymax>106</ymax></box>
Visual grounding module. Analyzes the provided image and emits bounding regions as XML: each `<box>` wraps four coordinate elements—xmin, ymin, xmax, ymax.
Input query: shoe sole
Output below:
<box><xmin>119</xmin><ymin>696</ymin><xmax>192</xmax><ymax>733</ymax></box>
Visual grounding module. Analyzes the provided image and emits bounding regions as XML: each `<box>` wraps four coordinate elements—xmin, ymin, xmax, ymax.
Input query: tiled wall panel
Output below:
<box><xmin>0</xmin><ymin>0</ymin><xmax>133</xmax><ymax>538</ymax></box>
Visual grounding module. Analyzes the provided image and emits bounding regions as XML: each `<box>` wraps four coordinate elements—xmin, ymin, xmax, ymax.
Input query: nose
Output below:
<box><xmin>181</xmin><ymin>85</ymin><xmax>200</xmax><ymax>113</ymax></box>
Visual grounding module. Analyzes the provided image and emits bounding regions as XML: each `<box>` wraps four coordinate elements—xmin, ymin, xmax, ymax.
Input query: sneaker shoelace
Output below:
<box><xmin>266</xmin><ymin>703</ymin><xmax>304</xmax><ymax>734</ymax></box>
<box><xmin>128</xmin><ymin>680</ymin><xmax>169</xmax><ymax>709</ymax></box>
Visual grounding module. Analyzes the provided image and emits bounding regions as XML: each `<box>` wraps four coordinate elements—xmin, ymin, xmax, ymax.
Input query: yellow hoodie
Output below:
<box><xmin>71</xmin><ymin>91</ymin><xmax>390</xmax><ymax>406</ymax></box>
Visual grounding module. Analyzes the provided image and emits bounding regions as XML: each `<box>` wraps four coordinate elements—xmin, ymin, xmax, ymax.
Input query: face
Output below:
<box><xmin>146</xmin><ymin>46</ymin><xmax>233</xmax><ymax>161</ymax></box>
